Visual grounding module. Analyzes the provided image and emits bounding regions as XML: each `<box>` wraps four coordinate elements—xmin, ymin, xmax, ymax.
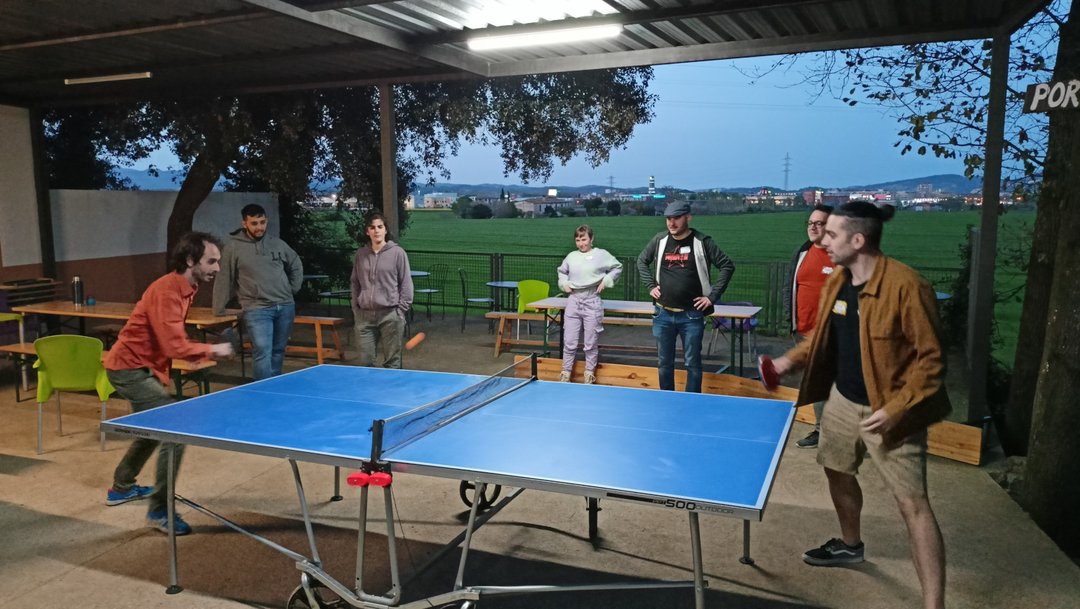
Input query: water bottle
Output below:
<box><xmin>72</xmin><ymin>275</ymin><xmax>84</xmax><ymax>306</ymax></box>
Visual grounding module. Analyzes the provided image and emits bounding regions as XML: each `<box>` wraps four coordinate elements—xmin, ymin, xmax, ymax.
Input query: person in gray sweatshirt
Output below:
<box><xmin>350</xmin><ymin>212</ymin><xmax>414</xmax><ymax>369</ymax></box>
<box><xmin>213</xmin><ymin>204</ymin><xmax>304</xmax><ymax>380</ymax></box>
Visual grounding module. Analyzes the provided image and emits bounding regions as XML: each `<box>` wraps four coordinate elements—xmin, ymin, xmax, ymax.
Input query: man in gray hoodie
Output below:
<box><xmin>350</xmin><ymin>212</ymin><xmax>413</xmax><ymax>369</ymax></box>
<box><xmin>213</xmin><ymin>204</ymin><xmax>304</xmax><ymax>380</ymax></box>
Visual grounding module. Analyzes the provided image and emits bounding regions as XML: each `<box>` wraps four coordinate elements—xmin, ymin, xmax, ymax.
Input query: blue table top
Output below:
<box><xmin>104</xmin><ymin>365</ymin><xmax>794</xmax><ymax>516</ymax></box>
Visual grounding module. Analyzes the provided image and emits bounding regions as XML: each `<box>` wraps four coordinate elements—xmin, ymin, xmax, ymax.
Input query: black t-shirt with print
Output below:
<box><xmin>658</xmin><ymin>234</ymin><xmax>701</xmax><ymax>310</ymax></box>
<box><xmin>831</xmin><ymin>276</ymin><xmax>870</xmax><ymax>405</ymax></box>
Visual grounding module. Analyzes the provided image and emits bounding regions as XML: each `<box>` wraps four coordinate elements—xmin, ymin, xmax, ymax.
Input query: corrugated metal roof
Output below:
<box><xmin>0</xmin><ymin>0</ymin><xmax>1051</xmax><ymax>106</ymax></box>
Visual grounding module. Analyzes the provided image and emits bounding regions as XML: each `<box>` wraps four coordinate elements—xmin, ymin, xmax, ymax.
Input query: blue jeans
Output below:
<box><xmin>652</xmin><ymin>306</ymin><xmax>706</xmax><ymax>392</ymax></box>
<box><xmin>108</xmin><ymin>368</ymin><xmax>181</xmax><ymax>515</ymax></box>
<box><xmin>244</xmin><ymin>302</ymin><xmax>296</xmax><ymax>380</ymax></box>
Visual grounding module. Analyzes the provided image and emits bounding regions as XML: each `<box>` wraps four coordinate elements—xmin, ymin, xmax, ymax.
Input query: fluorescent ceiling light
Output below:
<box><xmin>64</xmin><ymin>71</ymin><xmax>152</xmax><ymax>85</ymax></box>
<box><xmin>467</xmin><ymin>24</ymin><xmax>621</xmax><ymax>51</ymax></box>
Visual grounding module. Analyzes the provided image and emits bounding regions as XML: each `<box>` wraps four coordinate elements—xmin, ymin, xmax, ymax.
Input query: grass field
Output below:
<box><xmin>396</xmin><ymin>208</ymin><xmax>1031</xmax><ymax>268</ymax></box>
<box><xmin>318</xmin><ymin>208</ymin><xmax>1034</xmax><ymax>362</ymax></box>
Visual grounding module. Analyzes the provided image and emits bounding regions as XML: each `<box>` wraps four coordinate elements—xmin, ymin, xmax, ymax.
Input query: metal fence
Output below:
<box><xmin>308</xmin><ymin>247</ymin><xmax>961</xmax><ymax>336</ymax></box>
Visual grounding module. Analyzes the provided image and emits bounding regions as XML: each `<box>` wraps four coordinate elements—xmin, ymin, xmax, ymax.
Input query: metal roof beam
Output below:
<box><xmin>0</xmin><ymin>9</ymin><xmax>263</xmax><ymax>52</ymax></box>
<box><xmin>998</xmin><ymin>0</ymin><xmax>1056</xmax><ymax>35</ymax></box>
<box><xmin>241</xmin><ymin>0</ymin><xmax>489</xmax><ymax>75</ymax></box>
<box><xmin>425</xmin><ymin>0</ymin><xmax>835</xmax><ymax>44</ymax></box>
<box><xmin>486</xmin><ymin>23</ymin><xmax>1003</xmax><ymax>78</ymax></box>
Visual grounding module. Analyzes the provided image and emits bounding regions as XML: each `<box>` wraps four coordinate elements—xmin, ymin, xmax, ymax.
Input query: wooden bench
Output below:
<box><xmin>232</xmin><ymin>314</ymin><xmax>346</xmax><ymax>377</ymax></box>
<box><xmin>0</xmin><ymin>342</ymin><xmax>217</xmax><ymax>400</ymax></box>
<box><xmin>288</xmin><ymin>315</ymin><xmax>345</xmax><ymax>364</ymax></box>
<box><xmin>485</xmin><ymin>311</ymin><xmax>651</xmax><ymax>357</ymax></box>
<box><xmin>520</xmin><ymin>356</ymin><xmax>983</xmax><ymax>466</ymax></box>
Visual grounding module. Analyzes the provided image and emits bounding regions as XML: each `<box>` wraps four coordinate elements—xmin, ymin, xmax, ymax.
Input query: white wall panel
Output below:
<box><xmin>0</xmin><ymin>105</ymin><xmax>42</xmax><ymax>266</ymax></box>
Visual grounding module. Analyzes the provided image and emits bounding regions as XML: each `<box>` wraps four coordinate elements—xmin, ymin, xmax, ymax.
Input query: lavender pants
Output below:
<box><xmin>562</xmin><ymin>290</ymin><xmax>604</xmax><ymax>373</ymax></box>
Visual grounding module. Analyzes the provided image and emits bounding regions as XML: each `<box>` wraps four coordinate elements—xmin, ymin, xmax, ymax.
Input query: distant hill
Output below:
<box><xmin>113</xmin><ymin>168</ymin><xmax>978</xmax><ymax>197</ymax></box>
<box><xmin>705</xmin><ymin>174</ymin><xmax>979</xmax><ymax>195</ymax></box>
<box><xmin>842</xmin><ymin>174</ymin><xmax>980</xmax><ymax>194</ymax></box>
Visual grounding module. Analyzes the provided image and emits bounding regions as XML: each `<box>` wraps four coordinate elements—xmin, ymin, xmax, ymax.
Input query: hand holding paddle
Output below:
<box><xmin>758</xmin><ymin>355</ymin><xmax>780</xmax><ymax>392</ymax></box>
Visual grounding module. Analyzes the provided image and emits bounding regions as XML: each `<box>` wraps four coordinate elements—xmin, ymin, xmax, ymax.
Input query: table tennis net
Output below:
<box><xmin>376</xmin><ymin>358</ymin><xmax>534</xmax><ymax>458</ymax></box>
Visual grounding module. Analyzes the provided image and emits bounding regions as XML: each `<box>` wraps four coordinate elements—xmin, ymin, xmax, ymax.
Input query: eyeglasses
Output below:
<box><xmin>807</xmin><ymin>221</ymin><xmax>826</xmax><ymax>228</ymax></box>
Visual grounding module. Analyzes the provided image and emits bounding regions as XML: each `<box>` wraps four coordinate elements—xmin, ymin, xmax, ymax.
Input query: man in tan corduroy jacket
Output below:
<box><xmin>774</xmin><ymin>201</ymin><xmax>950</xmax><ymax>609</ymax></box>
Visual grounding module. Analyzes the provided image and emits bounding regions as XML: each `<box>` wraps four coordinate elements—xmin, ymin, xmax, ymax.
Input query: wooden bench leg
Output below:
<box><xmin>329</xmin><ymin>324</ymin><xmax>343</xmax><ymax>358</ymax></box>
<box><xmin>494</xmin><ymin>317</ymin><xmax>507</xmax><ymax>357</ymax></box>
<box><xmin>314</xmin><ymin>322</ymin><xmax>325</xmax><ymax>365</ymax></box>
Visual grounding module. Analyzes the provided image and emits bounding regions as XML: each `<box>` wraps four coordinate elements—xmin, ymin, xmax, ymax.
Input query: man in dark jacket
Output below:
<box><xmin>213</xmin><ymin>204</ymin><xmax>304</xmax><ymax>380</ymax></box>
<box><xmin>636</xmin><ymin>201</ymin><xmax>735</xmax><ymax>392</ymax></box>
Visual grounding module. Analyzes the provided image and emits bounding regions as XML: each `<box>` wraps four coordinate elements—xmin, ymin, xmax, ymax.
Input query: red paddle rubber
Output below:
<box><xmin>758</xmin><ymin>355</ymin><xmax>780</xmax><ymax>392</ymax></box>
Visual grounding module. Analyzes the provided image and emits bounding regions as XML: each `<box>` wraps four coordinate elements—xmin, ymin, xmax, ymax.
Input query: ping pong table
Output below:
<box><xmin>102</xmin><ymin>357</ymin><xmax>794</xmax><ymax>609</ymax></box>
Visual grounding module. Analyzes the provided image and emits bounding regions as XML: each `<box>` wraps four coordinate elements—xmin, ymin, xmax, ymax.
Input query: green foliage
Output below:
<box><xmin>452</xmin><ymin>197</ymin><xmax>473</xmax><ymax>218</ymax></box>
<box><xmin>469</xmin><ymin>203</ymin><xmax>493</xmax><ymax>219</ymax></box>
<box><xmin>606</xmin><ymin>200</ymin><xmax>622</xmax><ymax>216</ymax></box>
<box><xmin>43</xmin><ymin>105</ymin><xmax>161</xmax><ymax>189</ymax></box>
<box><xmin>583</xmin><ymin>197</ymin><xmax>603</xmax><ymax>215</ymax></box>
<box><xmin>395</xmin><ymin>68</ymin><xmax>656</xmax><ymax>185</ymax></box>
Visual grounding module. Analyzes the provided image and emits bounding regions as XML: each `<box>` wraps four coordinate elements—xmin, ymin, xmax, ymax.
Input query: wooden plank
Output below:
<box><xmin>521</xmin><ymin>357</ymin><xmax>982</xmax><ymax>465</ymax></box>
<box><xmin>289</xmin><ymin>315</ymin><xmax>345</xmax><ymax>363</ymax></box>
<box><xmin>522</xmin><ymin>356</ymin><xmax>799</xmax><ymax>400</ymax></box>
<box><xmin>1</xmin><ymin>342</ymin><xmax>218</xmax><ymax>375</ymax></box>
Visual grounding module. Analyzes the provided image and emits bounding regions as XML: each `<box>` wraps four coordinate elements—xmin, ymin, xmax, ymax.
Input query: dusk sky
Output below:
<box><xmin>437</xmin><ymin>56</ymin><xmax>969</xmax><ymax>191</ymax></box>
<box><xmin>136</xmin><ymin>55</ymin><xmax>970</xmax><ymax>191</ymax></box>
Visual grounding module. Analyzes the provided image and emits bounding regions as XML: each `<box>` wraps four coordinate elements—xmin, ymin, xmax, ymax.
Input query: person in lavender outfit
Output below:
<box><xmin>557</xmin><ymin>225</ymin><xmax>623</xmax><ymax>384</ymax></box>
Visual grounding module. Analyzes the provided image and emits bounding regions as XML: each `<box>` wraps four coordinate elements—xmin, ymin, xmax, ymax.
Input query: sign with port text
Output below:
<box><xmin>1024</xmin><ymin>80</ymin><xmax>1080</xmax><ymax>113</ymax></box>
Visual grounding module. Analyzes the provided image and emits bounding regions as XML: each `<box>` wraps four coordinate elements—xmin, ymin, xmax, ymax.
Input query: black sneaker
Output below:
<box><xmin>795</xmin><ymin>430</ymin><xmax>819</xmax><ymax>448</ymax></box>
<box><xmin>803</xmin><ymin>538</ymin><xmax>864</xmax><ymax>566</ymax></box>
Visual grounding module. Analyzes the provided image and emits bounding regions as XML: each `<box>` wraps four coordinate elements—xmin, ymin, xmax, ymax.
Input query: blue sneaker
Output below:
<box><xmin>146</xmin><ymin>510</ymin><xmax>192</xmax><ymax>536</ymax></box>
<box><xmin>106</xmin><ymin>485</ymin><xmax>154</xmax><ymax>506</ymax></box>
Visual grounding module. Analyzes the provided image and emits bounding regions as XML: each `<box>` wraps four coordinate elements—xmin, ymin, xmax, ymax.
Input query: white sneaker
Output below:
<box><xmin>583</xmin><ymin>371</ymin><xmax>596</xmax><ymax>384</ymax></box>
<box><xmin>559</xmin><ymin>371</ymin><xmax>571</xmax><ymax>382</ymax></box>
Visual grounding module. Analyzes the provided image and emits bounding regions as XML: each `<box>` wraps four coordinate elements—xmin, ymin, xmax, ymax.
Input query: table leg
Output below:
<box><xmin>17</xmin><ymin>317</ymin><xmax>28</xmax><ymax>392</ymax></box>
<box><xmin>166</xmin><ymin>445</ymin><xmax>183</xmax><ymax>594</ymax></box>
<box><xmin>740</xmin><ymin>519</ymin><xmax>755</xmax><ymax>565</ymax></box>
<box><xmin>689</xmin><ymin>511</ymin><xmax>705</xmax><ymax>609</ymax></box>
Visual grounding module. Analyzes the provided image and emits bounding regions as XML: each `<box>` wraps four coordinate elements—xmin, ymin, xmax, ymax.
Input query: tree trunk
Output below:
<box><xmin>165</xmin><ymin>130</ymin><xmax>233</xmax><ymax>259</ymax></box>
<box><xmin>1022</xmin><ymin>5</ymin><xmax>1080</xmax><ymax>557</ymax></box>
<box><xmin>1002</xmin><ymin>167</ymin><xmax>1063</xmax><ymax>456</ymax></box>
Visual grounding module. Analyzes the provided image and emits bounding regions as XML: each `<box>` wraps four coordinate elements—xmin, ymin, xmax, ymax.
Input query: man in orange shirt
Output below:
<box><xmin>104</xmin><ymin>232</ymin><xmax>234</xmax><ymax>535</ymax></box>
<box><xmin>783</xmin><ymin>204</ymin><xmax>834</xmax><ymax>448</ymax></box>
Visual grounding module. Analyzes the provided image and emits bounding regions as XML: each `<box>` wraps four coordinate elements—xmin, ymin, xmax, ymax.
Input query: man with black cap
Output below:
<box><xmin>636</xmin><ymin>200</ymin><xmax>735</xmax><ymax>392</ymax></box>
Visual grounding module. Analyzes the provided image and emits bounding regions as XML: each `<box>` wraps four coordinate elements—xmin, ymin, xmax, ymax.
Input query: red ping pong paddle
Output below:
<box><xmin>758</xmin><ymin>355</ymin><xmax>780</xmax><ymax>392</ymax></box>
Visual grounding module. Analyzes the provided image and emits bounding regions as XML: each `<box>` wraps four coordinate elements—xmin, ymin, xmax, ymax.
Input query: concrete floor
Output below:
<box><xmin>1</xmin><ymin>315</ymin><xmax>1077</xmax><ymax>609</ymax></box>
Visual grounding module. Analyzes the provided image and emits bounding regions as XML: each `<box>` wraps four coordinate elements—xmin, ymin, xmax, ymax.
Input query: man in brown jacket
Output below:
<box><xmin>773</xmin><ymin>201</ymin><xmax>950</xmax><ymax>609</ymax></box>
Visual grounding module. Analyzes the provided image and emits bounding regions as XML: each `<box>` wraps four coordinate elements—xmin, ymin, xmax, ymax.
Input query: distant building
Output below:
<box><xmin>802</xmin><ymin>190</ymin><xmax>824</xmax><ymax>205</ymax></box>
<box><xmin>404</xmin><ymin>194</ymin><xmax>416</xmax><ymax>210</ymax></box>
<box><xmin>423</xmin><ymin>192</ymin><xmax>457</xmax><ymax>208</ymax></box>
<box><xmin>745</xmin><ymin>187</ymin><xmax>799</xmax><ymax>206</ymax></box>
<box><xmin>514</xmin><ymin>196</ymin><xmax>576</xmax><ymax>216</ymax></box>
<box><xmin>822</xmin><ymin>190</ymin><xmax>894</xmax><ymax>207</ymax></box>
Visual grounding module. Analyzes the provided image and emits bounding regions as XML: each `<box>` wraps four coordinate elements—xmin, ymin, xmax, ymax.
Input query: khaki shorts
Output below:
<box><xmin>817</xmin><ymin>384</ymin><xmax>928</xmax><ymax>500</ymax></box>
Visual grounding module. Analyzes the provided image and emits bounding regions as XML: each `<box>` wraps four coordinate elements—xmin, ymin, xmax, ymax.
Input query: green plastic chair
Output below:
<box><xmin>33</xmin><ymin>335</ymin><xmax>114</xmax><ymax>454</ymax></box>
<box><xmin>515</xmin><ymin>279</ymin><xmax>551</xmax><ymax>339</ymax></box>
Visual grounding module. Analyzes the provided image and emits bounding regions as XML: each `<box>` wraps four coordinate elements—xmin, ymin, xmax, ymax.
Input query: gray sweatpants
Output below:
<box><xmin>107</xmin><ymin>368</ymin><xmax>182</xmax><ymax>515</ymax></box>
<box><xmin>561</xmin><ymin>290</ymin><xmax>604</xmax><ymax>373</ymax></box>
